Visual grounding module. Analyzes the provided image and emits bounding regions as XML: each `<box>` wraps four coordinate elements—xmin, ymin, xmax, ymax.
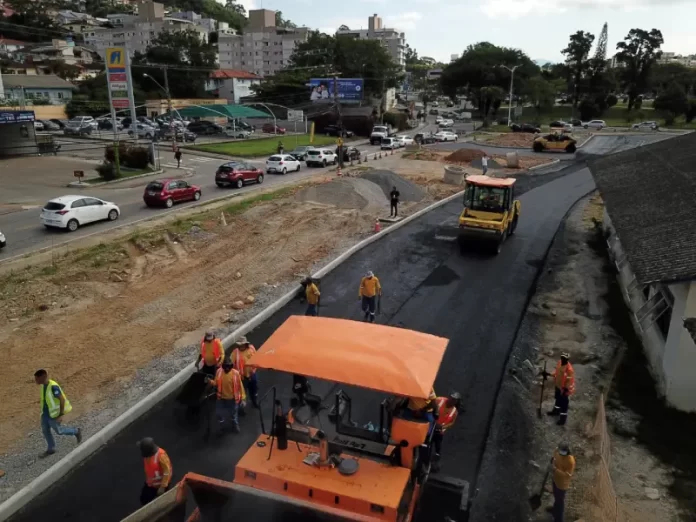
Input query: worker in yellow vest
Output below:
<box><xmin>433</xmin><ymin>392</ymin><xmax>461</xmax><ymax>457</ymax></box>
<box><xmin>359</xmin><ymin>271</ymin><xmax>382</xmax><ymax>323</ymax></box>
<box><xmin>138</xmin><ymin>437</ymin><xmax>173</xmax><ymax>506</ymax></box>
<box><xmin>231</xmin><ymin>336</ymin><xmax>259</xmax><ymax>408</ymax></box>
<box><xmin>210</xmin><ymin>361</ymin><xmax>246</xmax><ymax>434</ymax></box>
<box><xmin>34</xmin><ymin>369</ymin><xmax>82</xmax><ymax>457</ymax></box>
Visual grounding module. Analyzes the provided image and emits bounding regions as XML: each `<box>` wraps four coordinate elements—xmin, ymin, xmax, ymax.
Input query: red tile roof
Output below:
<box><xmin>209</xmin><ymin>69</ymin><xmax>261</xmax><ymax>80</ymax></box>
<box><xmin>0</xmin><ymin>37</ymin><xmax>28</xmax><ymax>46</ymax></box>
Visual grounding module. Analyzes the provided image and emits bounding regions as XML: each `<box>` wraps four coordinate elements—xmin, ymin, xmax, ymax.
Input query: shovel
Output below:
<box><xmin>537</xmin><ymin>361</ymin><xmax>547</xmax><ymax>419</ymax></box>
<box><xmin>529</xmin><ymin>458</ymin><xmax>553</xmax><ymax>511</ymax></box>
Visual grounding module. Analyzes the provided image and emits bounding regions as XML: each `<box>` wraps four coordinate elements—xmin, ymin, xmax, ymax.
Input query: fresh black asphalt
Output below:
<box><xmin>10</xmin><ymin>164</ymin><xmax>595</xmax><ymax>522</ymax></box>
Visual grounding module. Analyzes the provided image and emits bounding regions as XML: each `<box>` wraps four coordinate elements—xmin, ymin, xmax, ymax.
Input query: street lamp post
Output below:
<box><xmin>143</xmin><ymin>71</ymin><xmax>175</xmax><ymax>152</ymax></box>
<box><xmin>498</xmin><ymin>65</ymin><xmax>520</xmax><ymax>126</ymax></box>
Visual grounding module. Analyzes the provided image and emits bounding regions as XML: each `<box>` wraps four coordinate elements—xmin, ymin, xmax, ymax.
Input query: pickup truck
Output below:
<box><xmin>369</xmin><ymin>125</ymin><xmax>392</xmax><ymax>145</ymax></box>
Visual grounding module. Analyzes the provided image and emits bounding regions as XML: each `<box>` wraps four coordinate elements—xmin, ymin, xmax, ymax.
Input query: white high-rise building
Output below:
<box><xmin>335</xmin><ymin>14</ymin><xmax>406</xmax><ymax>70</ymax></box>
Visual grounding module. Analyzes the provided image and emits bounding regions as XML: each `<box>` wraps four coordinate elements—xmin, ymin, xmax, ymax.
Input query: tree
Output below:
<box><xmin>2</xmin><ymin>0</ymin><xmax>69</xmax><ymax>43</ymax></box>
<box><xmin>685</xmin><ymin>100</ymin><xmax>696</xmax><ymax>123</ymax></box>
<box><xmin>650</xmin><ymin>62</ymin><xmax>696</xmax><ymax>97</ymax></box>
<box><xmin>479</xmin><ymin>86</ymin><xmax>506</xmax><ymax>123</ymax></box>
<box><xmin>133</xmin><ymin>30</ymin><xmax>217</xmax><ymax>99</ymax></box>
<box><xmin>653</xmin><ymin>82</ymin><xmax>688</xmax><ymax>125</ymax></box>
<box><xmin>615</xmin><ymin>28</ymin><xmax>664</xmax><ymax>111</ymax></box>
<box><xmin>275</xmin><ymin>11</ymin><xmax>296</xmax><ymax>29</ymax></box>
<box><xmin>522</xmin><ymin>76</ymin><xmax>555</xmax><ymax>117</ymax></box>
<box><xmin>561</xmin><ymin>31</ymin><xmax>595</xmax><ymax>108</ymax></box>
<box><xmin>440</xmin><ymin>42</ymin><xmax>538</xmax><ymax>116</ymax></box>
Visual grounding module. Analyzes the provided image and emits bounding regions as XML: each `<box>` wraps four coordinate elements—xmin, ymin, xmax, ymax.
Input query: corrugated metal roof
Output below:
<box><xmin>1</xmin><ymin>74</ymin><xmax>76</xmax><ymax>90</ymax></box>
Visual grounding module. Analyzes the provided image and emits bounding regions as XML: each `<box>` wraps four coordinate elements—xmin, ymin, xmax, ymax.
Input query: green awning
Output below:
<box><xmin>172</xmin><ymin>104</ymin><xmax>270</xmax><ymax>119</ymax></box>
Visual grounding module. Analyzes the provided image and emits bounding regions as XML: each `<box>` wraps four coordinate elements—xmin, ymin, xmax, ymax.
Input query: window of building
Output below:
<box><xmin>58</xmin><ymin>92</ymin><xmax>64</xmax><ymax>99</ymax></box>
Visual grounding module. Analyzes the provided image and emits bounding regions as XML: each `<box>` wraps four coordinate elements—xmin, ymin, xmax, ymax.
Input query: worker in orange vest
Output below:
<box><xmin>138</xmin><ymin>437</ymin><xmax>172</xmax><ymax>506</ymax></box>
<box><xmin>231</xmin><ymin>336</ymin><xmax>259</xmax><ymax>408</ymax></box>
<box><xmin>210</xmin><ymin>361</ymin><xmax>246</xmax><ymax>434</ymax></box>
<box><xmin>433</xmin><ymin>392</ymin><xmax>461</xmax><ymax>457</ymax></box>
<box><xmin>196</xmin><ymin>331</ymin><xmax>224</xmax><ymax>377</ymax></box>
<box><xmin>544</xmin><ymin>352</ymin><xmax>576</xmax><ymax>426</ymax></box>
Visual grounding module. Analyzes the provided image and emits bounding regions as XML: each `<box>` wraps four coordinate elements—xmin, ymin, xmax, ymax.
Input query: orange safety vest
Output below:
<box><xmin>232</xmin><ymin>345</ymin><xmax>257</xmax><ymax>378</ymax></box>
<box><xmin>200</xmin><ymin>338</ymin><xmax>223</xmax><ymax>367</ymax></box>
<box><xmin>434</xmin><ymin>397</ymin><xmax>458</xmax><ymax>432</ymax></box>
<box><xmin>143</xmin><ymin>448</ymin><xmax>169</xmax><ymax>488</ymax></box>
<box><xmin>553</xmin><ymin>361</ymin><xmax>576</xmax><ymax>395</ymax></box>
<box><xmin>216</xmin><ymin>367</ymin><xmax>245</xmax><ymax>402</ymax></box>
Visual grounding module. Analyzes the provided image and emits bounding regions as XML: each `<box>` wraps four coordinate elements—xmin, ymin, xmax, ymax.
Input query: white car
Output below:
<box><xmin>439</xmin><ymin>119</ymin><xmax>454</xmax><ymax>128</ymax></box>
<box><xmin>225</xmin><ymin>127</ymin><xmax>251</xmax><ymax>139</ymax></box>
<box><xmin>380</xmin><ymin>137</ymin><xmax>399</xmax><ymax>150</ymax></box>
<box><xmin>583</xmin><ymin>120</ymin><xmax>606</xmax><ymax>130</ymax></box>
<box><xmin>632</xmin><ymin>121</ymin><xmax>659</xmax><ymax>130</ymax></box>
<box><xmin>34</xmin><ymin>120</ymin><xmax>45</xmax><ymax>131</ymax></box>
<box><xmin>41</xmin><ymin>196</ymin><xmax>120</xmax><ymax>232</ymax></box>
<box><xmin>435</xmin><ymin>116</ymin><xmax>444</xmax><ymax>124</ymax></box>
<box><xmin>0</xmin><ymin>229</ymin><xmax>5</xmax><ymax>249</ymax></box>
<box><xmin>127</xmin><ymin>124</ymin><xmax>157</xmax><ymax>139</ymax></box>
<box><xmin>434</xmin><ymin>131</ymin><xmax>458</xmax><ymax>142</ymax></box>
<box><xmin>305</xmin><ymin>149</ymin><xmax>337</xmax><ymax>167</ymax></box>
<box><xmin>266</xmin><ymin>154</ymin><xmax>301</xmax><ymax>174</ymax></box>
<box><xmin>395</xmin><ymin>135</ymin><xmax>414</xmax><ymax>147</ymax></box>
<box><xmin>70</xmin><ymin>116</ymin><xmax>97</xmax><ymax>129</ymax></box>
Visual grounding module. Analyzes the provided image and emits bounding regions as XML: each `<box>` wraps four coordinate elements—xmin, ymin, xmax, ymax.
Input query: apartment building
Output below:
<box><xmin>335</xmin><ymin>14</ymin><xmax>406</xmax><ymax>69</ymax></box>
<box><xmin>218</xmin><ymin>9</ymin><xmax>309</xmax><ymax>78</ymax></box>
<box><xmin>83</xmin><ymin>1</ymin><xmax>208</xmax><ymax>58</ymax></box>
<box><xmin>205</xmin><ymin>69</ymin><xmax>261</xmax><ymax>103</ymax></box>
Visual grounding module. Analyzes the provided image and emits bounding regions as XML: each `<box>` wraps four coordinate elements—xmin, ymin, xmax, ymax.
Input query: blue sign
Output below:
<box><xmin>309</xmin><ymin>78</ymin><xmax>363</xmax><ymax>103</ymax></box>
<box><xmin>0</xmin><ymin>111</ymin><xmax>35</xmax><ymax>124</ymax></box>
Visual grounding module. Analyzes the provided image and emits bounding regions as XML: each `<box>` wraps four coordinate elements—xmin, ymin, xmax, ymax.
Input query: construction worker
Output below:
<box><xmin>138</xmin><ymin>437</ymin><xmax>172</xmax><ymax>506</ymax></box>
<box><xmin>196</xmin><ymin>331</ymin><xmax>224</xmax><ymax>377</ymax></box>
<box><xmin>545</xmin><ymin>352</ymin><xmax>576</xmax><ymax>426</ymax></box>
<box><xmin>547</xmin><ymin>441</ymin><xmax>575</xmax><ymax>522</ymax></box>
<box><xmin>231</xmin><ymin>336</ymin><xmax>258</xmax><ymax>408</ymax></box>
<box><xmin>433</xmin><ymin>392</ymin><xmax>461</xmax><ymax>457</ymax></box>
<box><xmin>359</xmin><ymin>270</ymin><xmax>382</xmax><ymax>323</ymax></box>
<box><xmin>304</xmin><ymin>277</ymin><xmax>320</xmax><ymax>316</ymax></box>
<box><xmin>34</xmin><ymin>369</ymin><xmax>82</xmax><ymax>458</ymax></box>
<box><xmin>210</xmin><ymin>361</ymin><xmax>246</xmax><ymax>433</ymax></box>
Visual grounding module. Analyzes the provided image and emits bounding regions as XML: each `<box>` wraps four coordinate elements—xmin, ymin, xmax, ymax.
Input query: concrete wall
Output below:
<box><xmin>0</xmin><ymin>122</ymin><xmax>38</xmax><ymax>156</ymax></box>
<box><xmin>603</xmin><ymin>208</ymin><xmax>696</xmax><ymax>411</ymax></box>
<box><xmin>0</xmin><ymin>105</ymin><xmax>68</xmax><ymax>119</ymax></box>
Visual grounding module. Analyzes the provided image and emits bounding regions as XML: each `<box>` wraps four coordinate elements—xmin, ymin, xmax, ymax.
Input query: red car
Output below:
<box><xmin>262</xmin><ymin>123</ymin><xmax>286</xmax><ymax>134</ymax></box>
<box><xmin>215</xmin><ymin>161</ymin><xmax>264</xmax><ymax>188</ymax></box>
<box><xmin>143</xmin><ymin>178</ymin><xmax>202</xmax><ymax>208</ymax></box>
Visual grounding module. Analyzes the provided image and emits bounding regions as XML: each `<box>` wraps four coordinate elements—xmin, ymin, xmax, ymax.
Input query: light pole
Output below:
<box><xmin>244</xmin><ymin>102</ymin><xmax>277</xmax><ymax>135</ymax></box>
<box><xmin>498</xmin><ymin>65</ymin><xmax>520</xmax><ymax>126</ymax></box>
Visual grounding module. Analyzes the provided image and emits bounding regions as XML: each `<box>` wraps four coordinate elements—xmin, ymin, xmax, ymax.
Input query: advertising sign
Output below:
<box><xmin>287</xmin><ymin>109</ymin><xmax>304</xmax><ymax>122</ymax></box>
<box><xmin>106</xmin><ymin>47</ymin><xmax>130</xmax><ymax>112</ymax></box>
<box><xmin>0</xmin><ymin>111</ymin><xmax>35</xmax><ymax>124</ymax></box>
<box><xmin>309</xmin><ymin>78</ymin><xmax>363</xmax><ymax>103</ymax></box>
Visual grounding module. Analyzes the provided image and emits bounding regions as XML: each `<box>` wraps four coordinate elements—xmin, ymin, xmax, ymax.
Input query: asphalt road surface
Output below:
<box><xmin>10</xmin><ymin>162</ymin><xmax>594</xmax><ymax>522</ymax></box>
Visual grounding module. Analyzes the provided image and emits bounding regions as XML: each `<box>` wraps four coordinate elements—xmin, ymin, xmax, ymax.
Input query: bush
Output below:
<box><xmin>105</xmin><ymin>143</ymin><xmax>127</xmax><ymax>163</ymax></box>
<box><xmin>96</xmin><ymin>162</ymin><xmax>118</xmax><ymax>181</ymax></box>
<box><xmin>123</xmin><ymin>146</ymin><xmax>150</xmax><ymax>169</ymax></box>
<box><xmin>686</xmin><ymin>100</ymin><xmax>696</xmax><ymax>124</ymax></box>
<box><xmin>578</xmin><ymin>98</ymin><xmax>599</xmax><ymax>121</ymax></box>
<box><xmin>606</xmin><ymin>94</ymin><xmax>618</xmax><ymax>108</ymax></box>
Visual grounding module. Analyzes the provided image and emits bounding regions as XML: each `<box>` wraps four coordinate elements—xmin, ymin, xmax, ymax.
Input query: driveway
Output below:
<box><xmin>10</xmin><ymin>164</ymin><xmax>594</xmax><ymax>522</ymax></box>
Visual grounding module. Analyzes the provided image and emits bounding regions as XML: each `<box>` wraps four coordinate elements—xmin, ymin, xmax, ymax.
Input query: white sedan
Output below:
<box><xmin>438</xmin><ymin>119</ymin><xmax>454</xmax><ymax>128</ymax></box>
<box><xmin>0</xmin><ymin>229</ymin><xmax>6</xmax><ymax>248</ymax></box>
<box><xmin>41</xmin><ymin>196</ymin><xmax>120</xmax><ymax>232</ymax></box>
<box><xmin>266</xmin><ymin>154</ymin><xmax>301</xmax><ymax>174</ymax></box>
<box><xmin>395</xmin><ymin>135</ymin><xmax>414</xmax><ymax>147</ymax></box>
<box><xmin>435</xmin><ymin>116</ymin><xmax>444</xmax><ymax>124</ymax></box>
<box><xmin>434</xmin><ymin>131</ymin><xmax>458</xmax><ymax>142</ymax></box>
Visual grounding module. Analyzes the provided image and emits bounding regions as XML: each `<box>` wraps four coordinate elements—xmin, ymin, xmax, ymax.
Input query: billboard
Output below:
<box><xmin>105</xmin><ymin>47</ymin><xmax>131</xmax><ymax>112</ymax></box>
<box><xmin>0</xmin><ymin>111</ymin><xmax>35</xmax><ymax>124</ymax></box>
<box><xmin>287</xmin><ymin>109</ymin><xmax>304</xmax><ymax>122</ymax></box>
<box><xmin>309</xmin><ymin>78</ymin><xmax>363</xmax><ymax>103</ymax></box>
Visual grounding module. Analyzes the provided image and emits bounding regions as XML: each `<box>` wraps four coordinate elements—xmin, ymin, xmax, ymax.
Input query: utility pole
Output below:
<box><xmin>498</xmin><ymin>65</ymin><xmax>520</xmax><ymax>126</ymax></box>
<box><xmin>334</xmin><ymin>76</ymin><xmax>344</xmax><ymax>170</ymax></box>
<box><xmin>163</xmin><ymin>66</ymin><xmax>174</xmax><ymax>150</ymax></box>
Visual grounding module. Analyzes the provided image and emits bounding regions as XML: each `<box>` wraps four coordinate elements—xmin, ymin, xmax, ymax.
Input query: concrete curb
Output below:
<box><xmin>67</xmin><ymin>169</ymin><xmax>165</xmax><ymax>188</ymax></box>
<box><xmin>0</xmin><ymin>188</ymin><xmax>465</xmax><ymax>521</ymax></box>
<box><xmin>527</xmin><ymin>159</ymin><xmax>560</xmax><ymax>171</ymax></box>
<box><xmin>577</xmin><ymin>134</ymin><xmax>596</xmax><ymax>149</ymax></box>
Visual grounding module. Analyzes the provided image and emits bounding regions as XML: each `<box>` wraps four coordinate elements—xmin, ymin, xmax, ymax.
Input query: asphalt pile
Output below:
<box><xmin>295</xmin><ymin>178</ymin><xmax>389</xmax><ymax>211</ymax></box>
<box><xmin>360</xmin><ymin>169</ymin><xmax>425</xmax><ymax>202</ymax></box>
<box><xmin>444</xmin><ymin>148</ymin><xmax>502</xmax><ymax>170</ymax></box>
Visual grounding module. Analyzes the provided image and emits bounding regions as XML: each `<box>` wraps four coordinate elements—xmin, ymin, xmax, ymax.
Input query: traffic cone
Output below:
<box><xmin>391</xmin><ymin>148</ymin><xmax>394</xmax><ymax>155</ymax></box>
<box><xmin>337</xmin><ymin>166</ymin><xmax>342</xmax><ymax>177</ymax></box>
<box><xmin>374</xmin><ymin>220</ymin><xmax>381</xmax><ymax>233</ymax></box>
<box><xmin>220</xmin><ymin>212</ymin><xmax>227</xmax><ymax>226</ymax></box>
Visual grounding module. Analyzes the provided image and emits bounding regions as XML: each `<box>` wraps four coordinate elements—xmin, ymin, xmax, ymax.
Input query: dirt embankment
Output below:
<box><xmin>404</xmin><ymin>148</ymin><xmax>554</xmax><ymax>173</ymax></box>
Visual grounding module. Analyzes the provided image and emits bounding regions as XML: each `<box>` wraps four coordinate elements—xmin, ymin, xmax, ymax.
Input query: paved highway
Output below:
<box><xmin>10</xmin><ymin>161</ymin><xmax>594</xmax><ymax>522</ymax></box>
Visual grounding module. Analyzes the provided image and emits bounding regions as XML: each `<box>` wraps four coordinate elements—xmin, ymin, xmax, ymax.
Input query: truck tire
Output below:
<box><xmin>533</xmin><ymin>142</ymin><xmax>544</xmax><ymax>152</ymax></box>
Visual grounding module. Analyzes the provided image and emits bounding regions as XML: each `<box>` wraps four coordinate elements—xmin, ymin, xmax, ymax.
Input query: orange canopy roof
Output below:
<box><xmin>466</xmin><ymin>175</ymin><xmax>516</xmax><ymax>187</ymax></box>
<box><xmin>250</xmin><ymin>316</ymin><xmax>449</xmax><ymax>399</ymax></box>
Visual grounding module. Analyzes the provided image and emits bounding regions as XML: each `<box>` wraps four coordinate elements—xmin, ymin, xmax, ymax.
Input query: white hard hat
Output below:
<box><xmin>366</xmin><ymin>271</ymin><xmax>374</xmax><ymax>278</ymax></box>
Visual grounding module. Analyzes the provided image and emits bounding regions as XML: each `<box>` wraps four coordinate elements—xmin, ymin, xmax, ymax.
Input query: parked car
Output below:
<box><xmin>34</xmin><ymin>120</ymin><xmax>44</xmax><ymax>131</ymax></box>
<box><xmin>224</xmin><ymin>127</ymin><xmax>251</xmax><ymax>139</ymax></box>
<box><xmin>435</xmin><ymin>116</ymin><xmax>444</xmax><ymax>124</ymax></box>
<box><xmin>187</xmin><ymin>120</ymin><xmax>224</xmax><ymax>135</ymax></box>
<box><xmin>305</xmin><ymin>149</ymin><xmax>337</xmax><ymax>167</ymax></box>
<box><xmin>63</xmin><ymin>122</ymin><xmax>93</xmax><ymax>136</ymax></box>
<box><xmin>549</xmin><ymin>120</ymin><xmax>573</xmax><ymax>131</ymax></box>
<box><xmin>533</xmin><ymin>133</ymin><xmax>577</xmax><ymax>153</ymax></box>
<box><xmin>288</xmin><ymin>146</ymin><xmax>316</xmax><ymax>161</ymax></box>
<box><xmin>431</xmin><ymin>101</ymin><xmax>439</xmax><ymax>107</ymax></box>
<box><xmin>429</xmin><ymin>108</ymin><xmax>439</xmax><ymax>115</ymax></box>
<box><xmin>215</xmin><ymin>161</ymin><xmax>264</xmax><ymax>188</ymax></box>
<box><xmin>38</xmin><ymin>119</ymin><xmax>60</xmax><ymax>131</ymax></box>
<box><xmin>414</xmin><ymin>132</ymin><xmax>437</xmax><ymax>144</ymax></box>
<box><xmin>262</xmin><ymin>123</ymin><xmax>286</xmax><ymax>134</ymax></box>
<box><xmin>159</xmin><ymin>127</ymin><xmax>197</xmax><ymax>142</ymax></box>
<box><xmin>583</xmin><ymin>120</ymin><xmax>606</xmax><ymax>130</ymax></box>
<box><xmin>336</xmin><ymin>146</ymin><xmax>361</xmax><ymax>161</ymax></box>
<box><xmin>127</xmin><ymin>123</ymin><xmax>157</xmax><ymax>139</ymax></box>
<box><xmin>137</xmin><ymin>116</ymin><xmax>156</xmax><ymax>127</ymax></box>
<box><xmin>570</xmin><ymin>119</ymin><xmax>583</xmax><ymax>127</ymax></box>
<box><xmin>0</xmin><ymin>229</ymin><xmax>6</xmax><ymax>249</ymax></box>
<box><xmin>323</xmin><ymin>124</ymin><xmax>354</xmax><ymax>138</ymax></box>
<box><xmin>69</xmin><ymin>116</ymin><xmax>97</xmax><ymax>129</ymax></box>
<box><xmin>143</xmin><ymin>179</ymin><xmax>201</xmax><ymax>208</ymax></box>
<box><xmin>632</xmin><ymin>121</ymin><xmax>659</xmax><ymax>130</ymax></box>
<box><xmin>96</xmin><ymin>117</ymin><xmax>124</xmax><ymax>131</ymax></box>
<box><xmin>380</xmin><ymin>137</ymin><xmax>399</xmax><ymax>150</ymax></box>
<box><xmin>511</xmin><ymin>123</ymin><xmax>541</xmax><ymax>133</ymax></box>
<box><xmin>50</xmin><ymin>118</ymin><xmax>67</xmax><ymax>129</ymax></box>
<box><xmin>41</xmin><ymin>196</ymin><xmax>119</xmax><ymax>232</ymax></box>
<box><xmin>266</xmin><ymin>154</ymin><xmax>301</xmax><ymax>174</ymax></box>
<box><xmin>228</xmin><ymin>119</ymin><xmax>252</xmax><ymax>131</ymax></box>
<box><xmin>395</xmin><ymin>135</ymin><xmax>414</xmax><ymax>147</ymax></box>
<box><xmin>434</xmin><ymin>131</ymin><xmax>458</xmax><ymax>142</ymax></box>
<box><xmin>438</xmin><ymin>119</ymin><xmax>454</xmax><ymax>128</ymax></box>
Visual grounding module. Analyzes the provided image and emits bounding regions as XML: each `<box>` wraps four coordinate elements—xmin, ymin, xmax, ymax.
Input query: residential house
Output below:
<box><xmin>7</xmin><ymin>39</ymin><xmax>100</xmax><ymax>80</ymax></box>
<box><xmin>218</xmin><ymin>9</ymin><xmax>309</xmax><ymax>78</ymax></box>
<box><xmin>589</xmin><ymin>132</ymin><xmax>696</xmax><ymax>412</ymax></box>
<box><xmin>205</xmin><ymin>69</ymin><xmax>261</xmax><ymax>103</ymax></box>
<box><xmin>0</xmin><ymin>38</ymin><xmax>29</xmax><ymax>55</ymax></box>
<box><xmin>1</xmin><ymin>74</ymin><xmax>75</xmax><ymax>104</ymax></box>
<box><xmin>335</xmin><ymin>14</ymin><xmax>406</xmax><ymax>70</ymax></box>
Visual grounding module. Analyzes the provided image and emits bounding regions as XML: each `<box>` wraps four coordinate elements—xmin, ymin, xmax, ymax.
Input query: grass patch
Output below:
<box><xmin>189</xmin><ymin>134</ymin><xmax>339</xmax><ymax>158</ymax></box>
<box><xmin>84</xmin><ymin>168</ymin><xmax>154</xmax><ymax>185</ymax></box>
<box><xmin>224</xmin><ymin>186</ymin><xmax>295</xmax><ymax>215</ymax></box>
<box><xmin>513</xmin><ymin>105</ymin><xmax>696</xmax><ymax>129</ymax></box>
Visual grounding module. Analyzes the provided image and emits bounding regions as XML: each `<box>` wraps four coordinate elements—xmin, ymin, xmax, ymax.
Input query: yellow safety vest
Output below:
<box><xmin>42</xmin><ymin>379</ymin><xmax>72</xmax><ymax>419</ymax></box>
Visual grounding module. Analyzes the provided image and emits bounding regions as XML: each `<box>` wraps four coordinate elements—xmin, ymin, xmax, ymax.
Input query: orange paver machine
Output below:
<box><xmin>122</xmin><ymin>316</ymin><xmax>470</xmax><ymax>522</ymax></box>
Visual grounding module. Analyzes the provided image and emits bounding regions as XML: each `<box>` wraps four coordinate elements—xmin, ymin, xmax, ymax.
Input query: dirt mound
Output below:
<box><xmin>360</xmin><ymin>169</ymin><xmax>425</xmax><ymax>202</ymax></box>
<box><xmin>487</xmin><ymin>133</ymin><xmax>535</xmax><ymax>148</ymax></box>
<box><xmin>445</xmin><ymin>148</ymin><xmax>486</xmax><ymax>163</ymax></box>
<box><xmin>295</xmin><ymin>177</ymin><xmax>388</xmax><ymax>210</ymax></box>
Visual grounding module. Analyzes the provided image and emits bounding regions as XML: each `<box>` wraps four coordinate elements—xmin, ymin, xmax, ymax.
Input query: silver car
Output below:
<box><xmin>0</xmin><ymin>229</ymin><xmax>6</xmax><ymax>248</ymax></box>
<box><xmin>128</xmin><ymin>124</ymin><xmax>157</xmax><ymax>139</ymax></box>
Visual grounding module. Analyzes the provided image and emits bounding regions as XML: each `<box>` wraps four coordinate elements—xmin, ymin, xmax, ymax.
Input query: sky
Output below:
<box><xmin>237</xmin><ymin>0</ymin><xmax>696</xmax><ymax>64</ymax></box>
